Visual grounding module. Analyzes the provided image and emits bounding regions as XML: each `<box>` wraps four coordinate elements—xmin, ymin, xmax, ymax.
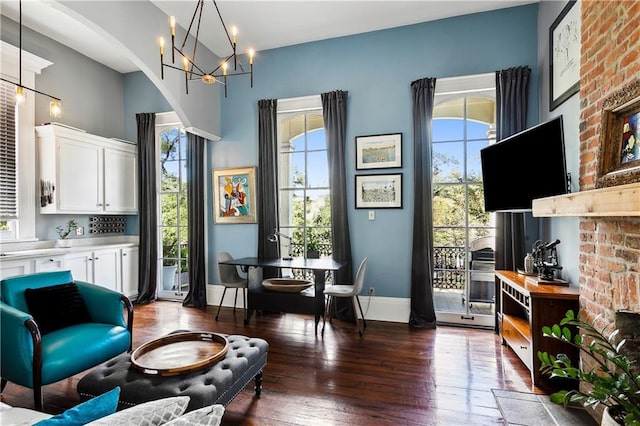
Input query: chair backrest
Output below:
<box><xmin>217</xmin><ymin>252</ymin><xmax>243</xmax><ymax>285</ymax></box>
<box><xmin>352</xmin><ymin>257</ymin><xmax>368</xmax><ymax>295</ymax></box>
<box><xmin>1</xmin><ymin>270</ymin><xmax>74</xmax><ymax>312</ymax></box>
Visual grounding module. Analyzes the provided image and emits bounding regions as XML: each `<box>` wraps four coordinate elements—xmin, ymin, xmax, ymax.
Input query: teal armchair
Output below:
<box><xmin>1</xmin><ymin>270</ymin><xmax>133</xmax><ymax>410</ymax></box>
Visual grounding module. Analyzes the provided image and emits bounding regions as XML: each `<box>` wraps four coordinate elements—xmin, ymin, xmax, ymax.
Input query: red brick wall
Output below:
<box><xmin>579</xmin><ymin>0</ymin><xmax>640</xmax><ymax>324</ymax></box>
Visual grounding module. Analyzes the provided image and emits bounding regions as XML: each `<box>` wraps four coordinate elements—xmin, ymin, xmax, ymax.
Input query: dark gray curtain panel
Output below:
<box><xmin>494</xmin><ymin>66</ymin><xmax>531</xmax><ymax>271</ymax></box>
<box><xmin>494</xmin><ymin>66</ymin><xmax>531</xmax><ymax>331</ymax></box>
<box><xmin>409</xmin><ymin>77</ymin><xmax>437</xmax><ymax>329</ymax></box>
<box><xmin>257</xmin><ymin>99</ymin><xmax>280</xmax><ymax>278</ymax></box>
<box><xmin>322</xmin><ymin>90</ymin><xmax>354</xmax><ymax>321</ymax></box>
<box><xmin>183</xmin><ymin>132</ymin><xmax>207</xmax><ymax>308</ymax></box>
<box><xmin>135</xmin><ymin>113</ymin><xmax>158</xmax><ymax>304</ymax></box>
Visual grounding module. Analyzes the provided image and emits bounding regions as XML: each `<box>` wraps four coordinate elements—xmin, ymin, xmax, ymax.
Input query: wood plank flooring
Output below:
<box><xmin>1</xmin><ymin>301</ymin><xmax>548</xmax><ymax>425</ymax></box>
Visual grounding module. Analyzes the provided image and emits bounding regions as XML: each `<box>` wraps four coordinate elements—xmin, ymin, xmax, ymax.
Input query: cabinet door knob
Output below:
<box><xmin>123</xmin><ymin>253</ymin><xmax>127</xmax><ymax>256</ymax></box>
<box><xmin>97</xmin><ymin>203</ymin><xmax>102</xmax><ymax>206</ymax></box>
<box><xmin>94</xmin><ymin>257</ymin><xmax>99</xmax><ymax>260</ymax></box>
<box><xmin>106</xmin><ymin>203</ymin><xmax>110</xmax><ymax>207</ymax></box>
<box><xmin>49</xmin><ymin>258</ymin><xmax>55</xmax><ymax>262</ymax></box>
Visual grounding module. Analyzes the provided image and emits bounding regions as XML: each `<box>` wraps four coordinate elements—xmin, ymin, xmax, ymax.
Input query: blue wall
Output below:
<box><xmin>209</xmin><ymin>4</ymin><xmax>540</xmax><ymax>296</ymax></box>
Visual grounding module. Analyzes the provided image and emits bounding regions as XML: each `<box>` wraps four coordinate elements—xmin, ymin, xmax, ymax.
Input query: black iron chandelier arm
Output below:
<box><xmin>172</xmin><ymin>47</ymin><xmax>208</xmax><ymax>76</ymax></box>
<box><xmin>0</xmin><ymin>77</ymin><xmax>61</xmax><ymax>102</ymax></box>
<box><xmin>212</xmin><ymin>0</ymin><xmax>235</xmax><ymax>49</ymax></box>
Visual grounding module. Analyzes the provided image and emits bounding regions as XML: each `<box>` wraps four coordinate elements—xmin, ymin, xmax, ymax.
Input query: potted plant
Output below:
<box><xmin>56</xmin><ymin>220</ymin><xmax>78</xmax><ymax>247</ymax></box>
<box><xmin>538</xmin><ymin>310</ymin><xmax>640</xmax><ymax>425</ymax></box>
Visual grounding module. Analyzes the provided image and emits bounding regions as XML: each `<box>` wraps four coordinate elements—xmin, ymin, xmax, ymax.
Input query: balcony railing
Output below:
<box><xmin>433</xmin><ymin>246</ymin><xmax>465</xmax><ymax>290</ymax></box>
<box><xmin>281</xmin><ymin>243</ymin><xmax>468</xmax><ymax>290</ymax></box>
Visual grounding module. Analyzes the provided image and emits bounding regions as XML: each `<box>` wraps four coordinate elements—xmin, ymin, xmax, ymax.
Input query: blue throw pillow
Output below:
<box><xmin>34</xmin><ymin>386</ymin><xmax>120</xmax><ymax>425</ymax></box>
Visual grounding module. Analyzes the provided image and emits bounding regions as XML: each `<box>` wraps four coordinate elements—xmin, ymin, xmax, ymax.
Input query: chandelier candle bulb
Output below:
<box><xmin>170</xmin><ymin>16</ymin><xmax>176</xmax><ymax>62</ymax></box>
<box><xmin>183</xmin><ymin>56</ymin><xmax>189</xmax><ymax>94</ymax></box>
<box><xmin>15</xmin><ymin>86</ymin><xmax>25</xmax><ymax>104</ymax></box>
<box><xmin>232</xmin><ymin>26</ymin><xmax>237</xmax><ymax>44</ymax></box>
<box><xmin>49</xmin><ymin>100</ymin><xmax>61</xmax><ymax>118</ymax></box>
<box><xmin>159</xmin><ymin>37</ymin><xmax>165</xmax><ymax>79</ymax></box>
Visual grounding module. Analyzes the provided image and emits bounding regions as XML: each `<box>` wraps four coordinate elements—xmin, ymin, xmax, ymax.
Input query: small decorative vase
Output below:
<box><xmin>524</xmin><ymin>252</ymin><xmax>534</xmax><ymax>274</ymax></box>
<box><xmin>601</xmin><ymin>406</ymin><xmax>624</xmax><ymax>426</ymax></box>
<box><xmin>56</xmin><ymin>239</ymin><xmax>72</xmax><ymax>248</ymax></box>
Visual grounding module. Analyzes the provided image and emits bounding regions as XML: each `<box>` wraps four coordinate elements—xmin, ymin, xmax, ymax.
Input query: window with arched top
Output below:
<box><xmin>277</xmin><ymin>96</ymin><xmax>332</xmax><ymax>259</ymax></box>
<box><xmin>432</xmin><ymin>73</ymin><xmax>496</xmax><ymax>327</ymax></box>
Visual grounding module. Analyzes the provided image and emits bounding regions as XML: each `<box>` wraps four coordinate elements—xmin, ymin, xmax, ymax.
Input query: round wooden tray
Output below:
<box><xmin>130</xmin><ymin>331</ymin><xmax>228</xmax><ymax>376</ymax></box>
<box><xmin>261</xmin><ymin>278</ymin><xmax>314</xmax><ymax>293</ymax></box>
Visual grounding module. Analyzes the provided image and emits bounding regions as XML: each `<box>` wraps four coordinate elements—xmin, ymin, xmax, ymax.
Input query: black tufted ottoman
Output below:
<box><xmin>77</xmin><ymin>334</ymin><xmax>268</xmax><ymax>412</ymax></box>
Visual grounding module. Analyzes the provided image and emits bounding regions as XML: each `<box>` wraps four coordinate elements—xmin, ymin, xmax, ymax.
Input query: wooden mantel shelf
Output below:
<box><xmin>532</xmin><ymin>182</ymin><xmax>640</xmax><ymax>217</ymax></box>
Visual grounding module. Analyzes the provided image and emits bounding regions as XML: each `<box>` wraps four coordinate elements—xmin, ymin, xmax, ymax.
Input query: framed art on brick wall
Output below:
<box><xmin>597</xmin><ymin>80</ymin><xmax>640</xmax><ymax>188</ymax></box>
<box><xmin>549</xmin><ymin>0</ymin><xmax>581</xmax><ymax>111</ymax></box>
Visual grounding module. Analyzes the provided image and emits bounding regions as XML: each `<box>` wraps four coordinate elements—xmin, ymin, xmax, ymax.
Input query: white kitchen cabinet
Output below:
<box><xmin>121</xmin><ymin>246</ymin><xmax>139</xmax><ymax>299</ymax></box>
<box><xmin>0</xmin><ymin>258</ymin><xmax>33</xmax><ymax>280</ymax></box>
<box><xmin>33</xmin><ymin>255</ymin><xmax>66</xmax><ymax>272</ymax></box>
<box><xmin>92</xmin><ymin>248</ymin><xmax>120</xmax><ymax>291</ymax></box>
<box><xmin>65</xmin><ymin>248</ymin><xmax>120</xmax><ymax>291</ymax></box>
<box><xmin>36</xmin><ymin>124</ymin><xmax>137</xmax><ymax>214</ymax></box>
<box><xmin>65</xmin><ymin>251</ymin><xmax>93</xmax><ymax>282</ymax></box>
<box><xmin>104</xmin><ymin>149</ymin><xmax>137</xmax><ymax>212</ymax></box>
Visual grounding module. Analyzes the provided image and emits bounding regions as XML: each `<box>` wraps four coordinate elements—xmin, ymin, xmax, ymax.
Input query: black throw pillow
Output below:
<box><xmin>24</xmin><ymin>283</ymin><xmax>92</xmax><ymax>335</ymax></box>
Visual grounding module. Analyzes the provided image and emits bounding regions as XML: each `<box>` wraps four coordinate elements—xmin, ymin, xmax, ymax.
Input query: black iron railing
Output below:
<box><xmin>433</xmin><ymin>246</ymin><xmax>465</xmax><ymax>290</ymax></box>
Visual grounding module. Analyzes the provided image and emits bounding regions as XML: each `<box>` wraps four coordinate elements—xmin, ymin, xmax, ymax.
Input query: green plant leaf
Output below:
<box><xmin>550</xmin><ymin>390</ymin><xmax>568</xmax><ymax>404</ymax></box>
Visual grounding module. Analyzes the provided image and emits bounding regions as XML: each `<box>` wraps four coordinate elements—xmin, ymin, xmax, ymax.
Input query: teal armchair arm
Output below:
<box><xmin>75</xmin><ymin>280</ymin><xmax>134</xmax><ymax>350</ymax></box>
<box><xmin>1</xmin><ymin>301</ymin><xmax>42</xmax><ymax>389</ymax></box>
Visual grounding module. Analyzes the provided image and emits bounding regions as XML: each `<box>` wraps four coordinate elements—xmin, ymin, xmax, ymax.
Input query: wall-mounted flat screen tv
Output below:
<box><xmin>480</xmin><ymin>116</ymin><xmax>568</xmax><ymax>212</ymax></box>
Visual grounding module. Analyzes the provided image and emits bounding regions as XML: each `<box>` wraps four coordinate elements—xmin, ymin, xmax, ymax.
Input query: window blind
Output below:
<box><xmin>0</xmin><ymin>80</ymin><xmax>17</xmax><ymax>220</ymax></box>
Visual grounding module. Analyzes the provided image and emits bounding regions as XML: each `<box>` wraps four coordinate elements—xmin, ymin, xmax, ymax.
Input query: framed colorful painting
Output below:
<box><xmin>212</xmin><ymin>167</ymin><xmax>257</xmax><ymax>224</ymax></box>
<box><xmin>597</xmin><ymin>81</ymin><xmax>640</xmax><ymax>188</ymax></box>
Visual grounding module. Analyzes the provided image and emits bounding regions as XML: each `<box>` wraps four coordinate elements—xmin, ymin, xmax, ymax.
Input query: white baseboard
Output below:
<box><xmin>206</xmin><ymin>285</ymin><xmax>410</xmax><ymax>323</ymax></box>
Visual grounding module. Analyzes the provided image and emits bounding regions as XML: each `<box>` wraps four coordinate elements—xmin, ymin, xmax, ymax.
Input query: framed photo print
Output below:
<box><xmin>355</xmin><ymin>133</ymin><xmax>402</xmax><ymax>170</ymax></box>
<box><xmin>596</xmin><ymin>81</ymin><xmax>640</xmax><ymax>188</ymax></box>
<box><xmin>549</xmin><ymin>0</ymin><xmax>581</xmax><ymax>110</ymax></box>
<box><xmin>355</xmin><ymin>173</ymin><xmax>402</xmax><ymax>209</ymax></box>
<box><xmin>212</xmin><ymin>167</ymin><xmax>257</xmax><ymax>224</ymax></box>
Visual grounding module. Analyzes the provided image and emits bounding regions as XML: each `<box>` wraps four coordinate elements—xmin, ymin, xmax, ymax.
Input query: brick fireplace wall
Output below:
<box><xmin>579</xmin><ymin>1</ymin><xmax>640</xmax><ymax>325</ymax></box>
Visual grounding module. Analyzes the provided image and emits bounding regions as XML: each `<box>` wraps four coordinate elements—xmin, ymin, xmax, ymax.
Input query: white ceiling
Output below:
<box><xmin>1</xmin><ymin>0</ymin><xmax>536</xmax><ymax>74</ymax></box>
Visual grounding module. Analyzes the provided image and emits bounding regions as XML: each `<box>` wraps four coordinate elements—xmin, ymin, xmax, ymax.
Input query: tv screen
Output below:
<box><xmin>480</xmin><ymin>116</ymin><xmax>568</xmax><ymax>212</ymax></box>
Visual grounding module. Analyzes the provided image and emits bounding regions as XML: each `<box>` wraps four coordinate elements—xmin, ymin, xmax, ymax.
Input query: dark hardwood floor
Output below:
<box><xmin>1</xmin><ymin>301</ymin><xmax>547</xmax><ymax>425</ymax></box>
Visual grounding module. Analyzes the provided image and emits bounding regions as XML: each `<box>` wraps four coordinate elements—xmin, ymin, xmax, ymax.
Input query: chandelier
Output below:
<box><xmin>0</xmin><ymin>0</ymin><xmax>61</xmax><ymax>117</ymax></box>
<box><xmin>158</xmin><ymin>0</ymin><xmax>254</xmax><ymax>97</ymax></box>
